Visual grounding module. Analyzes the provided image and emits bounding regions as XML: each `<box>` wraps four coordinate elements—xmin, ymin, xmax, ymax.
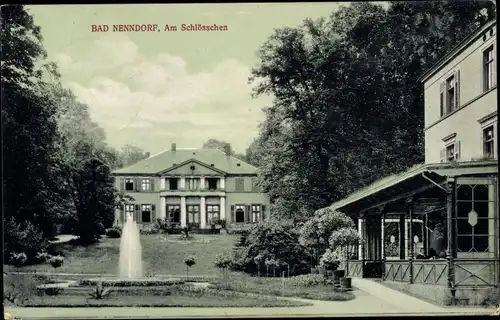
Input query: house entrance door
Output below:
<box><xmin>187</xmin><ymin>205</ymin><xmax>200</xmax><ymax>229</ymax></box>
<box><xmin>167</xmin><ymin>205</ymin><xmax>181</xmax><ymax>228</ymax></box>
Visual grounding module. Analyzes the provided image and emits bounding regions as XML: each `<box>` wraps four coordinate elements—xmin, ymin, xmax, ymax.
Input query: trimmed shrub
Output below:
<box><xmin>231</xmin><ymin>220</ymin><xmax>311</xmax><ymax>276</ymax></box>
<box><xmin>319</xmin><ymin>249</ymin><xmax>340</xmax><ymax>271</ymax></box>
<box><xmin>105</xmin><ymin>228</ymin><xmax>121</xmax><ymax>238</ymax></box>
<box><xmin>9</xmin><ymin>252</ymin><xmax>28</xmax><ymax>267</ymax></box>
<box><xmin>298</xmin><ymin>208</ymin><xmax>355</xmax><ymax>266</ymax></box>
<box><xmin>48</xmin><ymin>255</ymin><xmax>64</xmax><ymax>269</ymax></box>
<box><xmin>4</xmin><ymin>217</ymin><xmax>48</xmax><ymax>264</ymax></box>
<box><xmin>287</xmin><ymin>274</ymin><xmax>328</xmax><ymax>287</ymax></box>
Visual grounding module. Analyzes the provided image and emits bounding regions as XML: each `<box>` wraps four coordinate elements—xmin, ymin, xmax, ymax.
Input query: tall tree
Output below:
<box><xmin>119</xmin><ymin>144</ymin><xmax>149</xmax><ymax>167</ymax></box>
<box><xmin>249</xmin><ymin>1</ymin><xmax>494</xmax><ymax>220</ymax></box>
<box><xmin>202</xmin><ymin>138</ymin><xmax>248</xmax><ymax>162</ymax></box>
<box><xmin>54</xmin><ymin>88</ymin><xmax>126</xmax><ymax>241</ymax></box>
<box><xmin>2</xmin><ymin>5</ymin><xmax>64</xmax><ymax>239</ymax></box>
<box><xmin>202</xmin><ymin>139</ymin><xmax>233</xmax><ymax>154</ymax></box>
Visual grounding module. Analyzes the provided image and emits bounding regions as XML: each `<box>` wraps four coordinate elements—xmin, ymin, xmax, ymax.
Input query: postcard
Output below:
<box><xmin>3</xmin><ymin>2</ymin><xmax>498</xmax><ymax>318</ymax></box>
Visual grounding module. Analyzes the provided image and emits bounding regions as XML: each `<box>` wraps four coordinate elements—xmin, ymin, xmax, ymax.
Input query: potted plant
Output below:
<box><xmin>220</xmin><ymin>218</ymin><xmax>227</xmax><ymax>230</ymax></box>
<box><xmin>214</xmin><ymin>253</ymin><xmax>232</xmax><ymax>289</ymax></box>
<box><xmin>319</xmin><ymin>249</ymin><xmax>339</xmax><ymax>280</ymax></box>
<box><xmin>48</xmin><ymin>255</ymin><xmax>64</xmax><ymax>276</ymax></box>
<box><xmin>184</xmin><ymin>256</ymin><xmax>196</xmax><ymax>280</ymax></box>
<box><xmin>329</xmin><ymin>227</ymin><xmax>362</xmax><ymax>289</ymax></box>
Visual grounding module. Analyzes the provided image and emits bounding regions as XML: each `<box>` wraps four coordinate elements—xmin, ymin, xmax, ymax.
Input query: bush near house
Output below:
<box><xmin>298</xmin><ymin>207</ymin><xmax>355</xmax><ymax>266</ymax></box>
<box><xmin>231</xmin><ymin>220</ymin><xmax>310</xmax><ymax>276</ymax></box>
<box><xmin>105</xmin><ymin>227</ymin><xmax>121</xmax><ymax>238</ymax></box>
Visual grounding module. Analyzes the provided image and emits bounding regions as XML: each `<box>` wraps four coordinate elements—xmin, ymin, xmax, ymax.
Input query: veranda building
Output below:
<box><xmin>331</xmin><ymin>20</ymin><xmax>498</xmax><ymax>305</ymax></box>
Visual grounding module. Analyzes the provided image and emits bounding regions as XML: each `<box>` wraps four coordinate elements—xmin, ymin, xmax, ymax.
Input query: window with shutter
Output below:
<box><xmin>235</xmin><ymin>204</ymin><xmax>245</xmax><ymax>223</ymax></box>
<box><xmin>439</xmin><ymin>81</ymin><xmax>445</xmax><ymax>117</ymax></box>
<box><xmin>151</xmin><ymin>204</ymin><xmax>156</xmax><ymax>221</ymax></box>
<box><xmin>150</xmin><ymin>178</ymin><xmax>155</xmax><ymax>192</ymax></box>
<box><xmin>251</xmin><ymin>178</ymin><xmax>259</xmax><ymax>192</ymax></box>
<box><xmin>250</xmin><ymin>204</ymin><xmax>262</xmax><ymax>223</ymax></box>
<box><xmin>134</xmin><ymin>204</ymin><xmax>140</xmax><ymax>222</ymax></box>
<box><xmin>482</xmin><ymin>125</ymin><xmax>495</xmax><ymax>158</ymax></box>
<box><xmin>135</xmin><ymin>178</ymin><xmax>141</xmax><ymax>192</ymax></box>
<box><xmin>483</xmin><ymin>45</ymin><xmax>495</xmax><ymax>91</ymax></box>
<box><xmin>454</xmin><ymin>70</ymin><xmax>460</xmax><ymax>108</ymax></box>
<box><xmin>231</xmin><ymin>205</ymin><xmax>235</xmax><ymax>223</ymax></box>
<box><xmin>445</xmin><ymin>144</ymin><xmax>456</xmax><ymax>162</ymax></box>
<box><xmin>235</xmin><ymin>178</ymin><xmax>244</xmax><ymax>192</ymax></box>
<box><xmin>245</xmin><ymin>205</ymin><xmax>251</xmax><ymax>222</ymax></box>
<box><xmin>262</xmin><ymin>205</ymin><xmax>267</xmax><ymax>221</ymax></box>
<box><xmin>120</xmin><ymin>204</ymin><xmax>125</xmax><ymax>223</ymax></box>
<box><xmin>440</xmin><ymin>149</ymin><xmax>445</xmax><ymax>163</ymax></box>
<box><xmin>125</xmin><ymin>204</ymin><xmax>134</xmax><ymax>223</ymax></box>
<box><xmin>125</xmin><ymin>178</ymin><xmax>134</xmax><ymax>191</ymax></box>
<box><xmin>120</xmin><ymin>178</ymin><xmax>125</xmax><ymax>191</ymax></box>
<box><xmin>454</xmin><ymin>141</ymin><xmax>461</xmax><ymax>161</ymax></box>
<box><xmin>446</xmin><ymin>75</ymin><xmax>455</xmax><ymax>113</ymax></box>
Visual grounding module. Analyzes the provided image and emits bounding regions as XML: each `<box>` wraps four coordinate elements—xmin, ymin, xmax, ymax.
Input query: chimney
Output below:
<box><xmin>171</xmin><ymin>143</ymin><xmax>176</xmax><ymax>151</ymax></box>
<box><xmin>145</xmin><ymin>152</ymin><xmax>151</xmax><ymax>158</ymax></box>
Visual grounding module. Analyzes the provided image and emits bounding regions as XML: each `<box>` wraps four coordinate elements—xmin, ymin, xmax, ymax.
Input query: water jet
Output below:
<box><xmin>118</xmin><ymin>212</ymin><xmax>143</xmax><ymax>279</ymax></box>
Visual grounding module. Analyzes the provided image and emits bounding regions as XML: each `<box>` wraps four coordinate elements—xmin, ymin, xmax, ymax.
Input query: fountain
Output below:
<box><xmin>36</xmin><ymin>213</ymin><xmax>191</xmax><ymax>298</ymax></box>
<box><xmin>119</xmin><ymin>212</ymin><xmax>143</xmax><ymax>279</ymax></box>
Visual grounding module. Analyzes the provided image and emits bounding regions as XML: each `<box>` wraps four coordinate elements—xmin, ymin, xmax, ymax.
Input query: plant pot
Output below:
<box><xmin>340</xmin><ymin>277</ymin><xmax>352</xmax><ymax>289</ymax></box>
<box><xmin>333</xmin><ymin>269</ymin><xmax>345</xmax><ymax>286</ymax></box>
<box><xmin>326</xmin><ymin>270</ymin><xmax>334</xmax><ymax>280</ymax></box>
<box><xmin>318</xmin><ymin>265</ymin><xmax>326</xmax><ymax>275</ymax></box>
<box><xmin>333</xmin><ymin>269</ymin><xmax>345</xmax><ymax>279</ymax></box>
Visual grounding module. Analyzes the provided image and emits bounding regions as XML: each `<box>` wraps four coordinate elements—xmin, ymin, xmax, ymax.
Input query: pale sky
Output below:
<box><xmin>28</xmin><ymin>3</ymin><xmax>353</xmax><ymax>154</ymax></box>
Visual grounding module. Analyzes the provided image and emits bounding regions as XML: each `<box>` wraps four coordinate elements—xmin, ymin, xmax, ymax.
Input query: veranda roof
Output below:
<box><xmin>330</xmin><ymin>160</ymin><xmax>498</xmax><ymax>215</ymax></box>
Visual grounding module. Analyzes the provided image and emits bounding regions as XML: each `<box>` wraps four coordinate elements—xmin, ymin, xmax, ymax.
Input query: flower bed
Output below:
<box><xmin>78</xmin><ymin>278</ymin><xmax>185</xmax><ymax>287</ymax></box>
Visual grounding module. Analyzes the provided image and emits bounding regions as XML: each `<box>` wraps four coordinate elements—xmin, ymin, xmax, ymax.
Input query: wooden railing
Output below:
<box><xmin>346</xmin><ymin>260</ymin><xmax>363</xmax><ymax>278</ymax></box>
<box><xmin>383</xmin><ymin>260</ymin><xmax>411</xmax><ymax>282</ymax></box>
<box><xmin>453</xmin><ymin>258</ymin><xmax>499</xmax><ymax>287</ymax></box>
<box><xmin>412</xmin><ymin>260</ymin><xmax>448</xmax><ymax>285</ymax></box>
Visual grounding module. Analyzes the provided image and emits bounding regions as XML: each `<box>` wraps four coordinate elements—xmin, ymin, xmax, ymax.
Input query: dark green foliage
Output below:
<box><xmin>2</xmin><ymin>5</ymin><xmax>64</xmax><ymax>244</ymax></box>
<box><xmin>105</xmin><ymin>228</ymin><xmax>122</xmax><ymax>238</ymax></box>
<box><xmin>287</xmin><ymin>274</ymin><xmax>328</xmax><ymax>287</ymax></box>
<box><xmin>232</xmin><ymin>220</ymin><xmax>311</xmax><ymax>276</ymax></box>
<box><xmin>4</xmin><ymin>217</ymin><xmax>48</xmax><ymax>263</ymax></box>
<box><xmin>2</xmin><ymin>5</ymin><xmax>127</xmax><ymax>258</ymax></box>
<box><xmin>88</xmin><ymin>281</ymin><xmax>113</xmax><ymax>299</ymax></box>
<box><xmin>118</xmin><ymin>144</ymin><xmax>149</xmax><ymax>168</ymax></box>
<box><xmin>249</xmin><ymin>1</ymin><xmax>495</xmax><ymax>219</ymax></box>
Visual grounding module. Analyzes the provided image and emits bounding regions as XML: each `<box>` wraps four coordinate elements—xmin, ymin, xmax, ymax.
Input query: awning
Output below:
<box><xmin>330</xmin><ymin>161</ymin><xmax>498</xmax><ymax>215</ymax></box>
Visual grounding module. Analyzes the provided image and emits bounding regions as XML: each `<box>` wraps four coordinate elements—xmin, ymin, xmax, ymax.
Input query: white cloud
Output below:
<box><xmin>56</xmin><ymin>34</ymin><xmax>270</xmax><ymax>153</ymax></box>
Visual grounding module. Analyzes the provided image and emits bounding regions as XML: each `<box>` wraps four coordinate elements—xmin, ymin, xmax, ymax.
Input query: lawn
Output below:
<box><xmin>5</xmin><ymin>234</ymin><xmax>237</xmax><ymax>277</ymax></box>
<box><xmin>5</xmin><ymin>233</ymin><xmax>356</xmax><ymax>304</ymax></box>
<box><xmin>210</xmin><ymin>273</ymin><xmax>356</xmax><ymax>302</ymax></box>
<box><xmin>23</xmin><ymin>294</ymin><xmax>310</xmax><ymax>308</ymax></box>
<box><xmin>4</xmin><ymin>274</ymin><xmax>312</xmax><ymax>308</ymax></box>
